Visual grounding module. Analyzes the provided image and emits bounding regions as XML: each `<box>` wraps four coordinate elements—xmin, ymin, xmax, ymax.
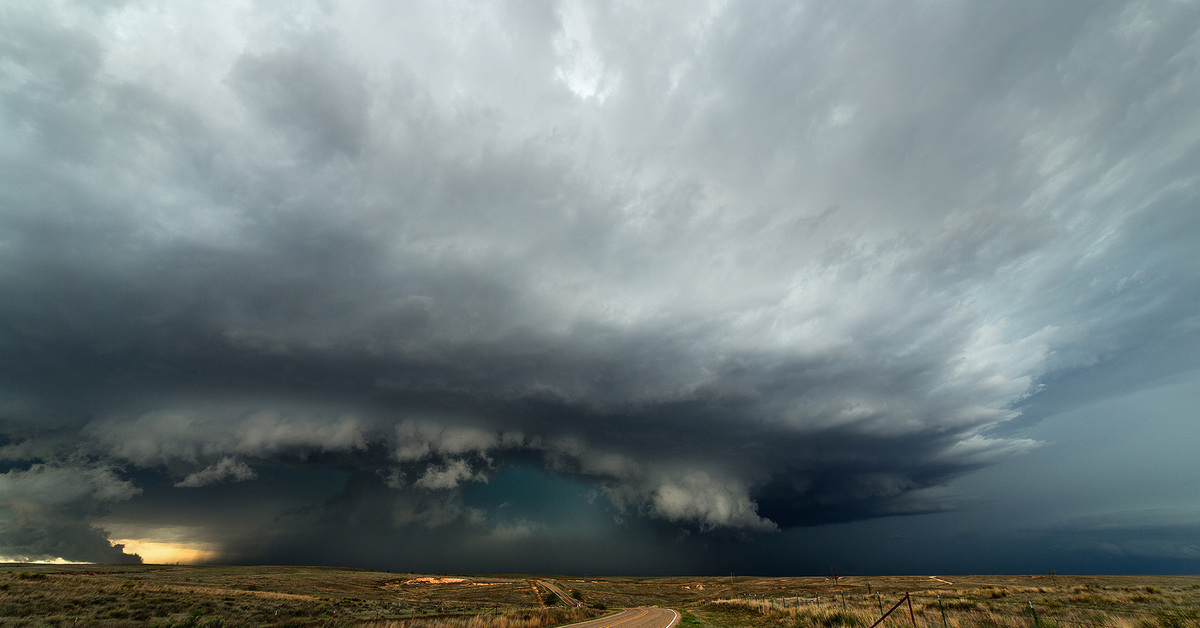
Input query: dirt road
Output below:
<box><xmin>536</xmin><ymin>580</ymin><xmax>580</xmax><ymax>607</ymax></box>
<box><xmin>560</xmin><ymin>608</ymin><xmax>679</xmax><ymax>628</ymax></box>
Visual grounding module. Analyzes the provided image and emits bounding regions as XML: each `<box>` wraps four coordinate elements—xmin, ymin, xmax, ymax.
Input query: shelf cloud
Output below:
<box><xmin>1</xmin><ymin>0</ymin><xmax>1198</xmax><ymax>572</ymax></box>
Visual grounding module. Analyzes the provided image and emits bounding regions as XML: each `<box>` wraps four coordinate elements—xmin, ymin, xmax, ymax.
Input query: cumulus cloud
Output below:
<box><xmin>175</xmin><ymin>458</ymin><xmax>258</xmax><ymax>488</ymax></box>
<box><xmin>413</xmin><ymin>459</ymin><xmax>489</xmax><ymax>491</ymax></box>
<box><xmin>1</xmin><ymin>0</ymin><xmax>1198</xmax><ymax>571</ymax></box>
<box><xmin>637</xmin><ymin>471</ymin><xmax>776</xmax><ymax>532</ymax></box>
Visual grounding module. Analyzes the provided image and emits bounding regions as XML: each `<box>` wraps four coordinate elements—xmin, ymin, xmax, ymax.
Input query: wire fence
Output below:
<box><xmin>713</xmin><ymin>589</ymin><xmax>1200</xmax><ymax>628</ymax></box>
<box><xmin>910</xmin><ymin>593</ymin><xmax>1199</xmax><ymax>626</ymax></box>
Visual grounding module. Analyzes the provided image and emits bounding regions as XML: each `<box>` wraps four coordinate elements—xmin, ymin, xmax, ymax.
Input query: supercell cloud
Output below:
<box><xmin>1</xmin><ymin>1</ymin><xmax>1198</xmax><ymax>572</ymax></box>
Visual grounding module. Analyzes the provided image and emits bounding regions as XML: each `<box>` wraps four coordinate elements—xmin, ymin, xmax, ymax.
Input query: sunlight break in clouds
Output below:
<box><xmin>111</xmin><ymin>540</ymin><xmax>218</xmax><ymax>565</ymax></box>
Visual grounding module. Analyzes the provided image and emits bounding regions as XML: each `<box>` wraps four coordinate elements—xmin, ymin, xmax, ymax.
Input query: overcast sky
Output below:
<box><xmin>1</xmin><ymin>0</ymin><xmax>1198</xmax><ymax>574</ymax></box>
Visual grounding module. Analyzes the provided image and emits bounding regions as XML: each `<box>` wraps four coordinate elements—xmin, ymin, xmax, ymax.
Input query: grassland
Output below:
<box><xmin>1</xmin><ymin>565</ymin><xmax>1197</xmax><ymax>628</ymax></box>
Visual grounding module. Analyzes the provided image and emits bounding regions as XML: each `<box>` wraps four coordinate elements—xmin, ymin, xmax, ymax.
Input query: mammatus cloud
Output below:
<box><xmin>0</xmin><ymin>0</ymin><xmax>1198</xmax><ymax>568</ymax></box>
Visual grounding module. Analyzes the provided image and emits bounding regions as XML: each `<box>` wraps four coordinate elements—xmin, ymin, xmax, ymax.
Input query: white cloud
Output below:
<box><xmin>605</xmin><ymin>469</ymin><xmax>777</xmax><ymax>532</ymax></box>
<box><xmin>553</xmin><ymin>0</ymin><xmax>615</xmax><ymax>102</ymax></box>
<box><xmin>174</xmin><ymin>457</ymin><xmax>258</xmax><ymax>488</ymax></box>
<box><xmin>413</xmin><ymin>459</ymin><xmax>488</xmax><ymax>491</ymax></box>
<box><xmin>393</xmin><ymin>422</ymin><xmax>508</xmax><ymax>462</ymax></box>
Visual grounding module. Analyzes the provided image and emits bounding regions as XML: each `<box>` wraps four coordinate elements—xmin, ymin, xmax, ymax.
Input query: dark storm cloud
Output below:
<box><xmin>0</xmin><ymin>461</ymin><xmax>141</xmax><ymax>563</ymax></box>
<box><xmin>1</xmin><ymin>0</ymin><xmax>1198</xmax><ymax>569</ymax></box>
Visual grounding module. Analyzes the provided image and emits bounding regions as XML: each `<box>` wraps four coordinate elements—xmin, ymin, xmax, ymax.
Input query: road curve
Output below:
<box><xmin>537</xmin><ymin>580</ymin><xmax>580</xmax><ymax>607</ymax></box>
<box><xmin>559</xmin><ymin>608</ymin><xmax>679</xmax><ymax>628</ymax></box>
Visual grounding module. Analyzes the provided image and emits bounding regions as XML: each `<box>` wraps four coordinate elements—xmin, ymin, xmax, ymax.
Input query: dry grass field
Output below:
<box><xmin>1</xmin><ymin>565</ymin><xmax>1196</xmax><ymax>628</ymax></box>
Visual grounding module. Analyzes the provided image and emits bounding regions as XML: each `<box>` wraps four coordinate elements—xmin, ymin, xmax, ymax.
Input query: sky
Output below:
<box><xmin>1</xmin><ymin>0</ymin><xmax>1198</xmax><ymax>575</ymax></box>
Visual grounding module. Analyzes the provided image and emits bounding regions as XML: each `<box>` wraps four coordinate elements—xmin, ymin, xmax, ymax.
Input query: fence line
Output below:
<box><xmin>733</xmin><ymin>590</ymin><xmax>1199</xmax><ymax>628</ymax></box>
<box><xmin>905</xmin><ymin>594</ymin><xmax>1199</xmax><ymax>622</ymax></box>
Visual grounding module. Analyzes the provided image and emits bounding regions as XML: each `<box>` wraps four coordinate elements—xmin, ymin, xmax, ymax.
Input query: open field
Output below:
<box><xmin>1</xmin><ymin>565</ymin><xmax>1197</xmax><ymax>628</ymax></box>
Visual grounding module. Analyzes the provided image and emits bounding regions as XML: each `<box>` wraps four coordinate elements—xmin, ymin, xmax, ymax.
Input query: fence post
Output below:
<box><xmin>937</xmin><ymin>595</ymin><xmax>947</xmax><ymax>628</ymax></box>
<box><xmin>868</xmin><ymin>582</ymin><xmax>872</xmax><ymax>595</ymax></box>
<box><xmin>868</xmin><ymin>593</ymin><xmax>914</xmax><ymax>628</ymax></box>
<box><xmin>842</xmin><ymin>591</ymin><xmax>847</xmax><ymax>612</ymax></box>
<box><xmin>878</xmin><ymin>593</ymin><xmax>884</xmax><ymax>615</ymax></box>
<box><xmin>1028</xmin><ymin>602</ymin><xmax>1039</xmax><ymax>628</ymax></box>
<box><xmin>906</xmin><ymin>593</ymin><xmax>915</xmax><ymax>627</ymax></box>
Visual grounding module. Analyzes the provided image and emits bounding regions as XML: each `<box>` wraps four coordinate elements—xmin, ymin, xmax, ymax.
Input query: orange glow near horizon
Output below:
<box><xmin>113</xmin><ymin>539</ymin><xmax>219</xmax><ymax>565</ymax></box>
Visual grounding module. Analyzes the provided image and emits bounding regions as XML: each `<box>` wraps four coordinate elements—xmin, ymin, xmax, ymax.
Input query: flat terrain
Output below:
<box><xmin>1</xmin><ymin>564</ymin><xmax>1197</xmax><ymax>628</ymax></box>
<box><xmin>560</xmin><ymin>608</ymin><xmax>678</xmax><ymax>628</ymax></box>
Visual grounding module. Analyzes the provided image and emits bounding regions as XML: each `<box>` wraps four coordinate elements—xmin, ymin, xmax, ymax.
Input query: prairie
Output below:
<box><xmin>1</xmin><ymin>565</ymin><xmax>1197</xmax><ymax>628</ymax></box>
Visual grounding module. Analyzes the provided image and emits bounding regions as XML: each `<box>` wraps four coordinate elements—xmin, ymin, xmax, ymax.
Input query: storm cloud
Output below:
<box><xmin>1</xmin><ymin>1</ymin><xmax>1198</xmax><ymax>572</ymax></box>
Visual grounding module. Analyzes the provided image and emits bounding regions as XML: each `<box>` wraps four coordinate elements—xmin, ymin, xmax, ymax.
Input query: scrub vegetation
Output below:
<box><xmin>1</xmin><ymin>565</ymin><xmax>1197</xmax><ymax>628</ymax></box>
<box><xmin>0</xmin><ymin>565</ymin><xmax>596</xmax><ymax>628</ymax></box>
<box><xmin>691</xmin><ymin>576</ymin><xmax>1200</xmax><ymax>628</ymax></box>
